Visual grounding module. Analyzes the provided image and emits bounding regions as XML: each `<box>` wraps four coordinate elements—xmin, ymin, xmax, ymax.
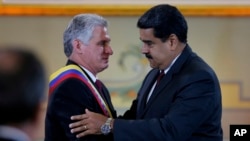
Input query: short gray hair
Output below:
<box><xmin>63</xmin><ymin>14</ymin><xmax>108</xmax><ymax>57</ymax></box>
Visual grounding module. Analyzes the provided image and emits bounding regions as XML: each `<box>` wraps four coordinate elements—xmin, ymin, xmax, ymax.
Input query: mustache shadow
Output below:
<box><xmin>145</xmin><ymin>53</ymin><xmax>153</xmax><ymax>59</ymax></box>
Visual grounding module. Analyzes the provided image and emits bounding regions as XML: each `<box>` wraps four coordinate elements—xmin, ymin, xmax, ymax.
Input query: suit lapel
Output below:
<box><xmin>66</xmin><ymin>60</ymin><xmax>116</xmax><ymax>117</ymax></box>
<box><xmin>137</xmin><ymin>70</ymin><xmax>158</xmax><ymax>117</ymax></box>
<box><xmin>137</xmin><ymin>45</ymin><xmax>193</xmax><ymax>118</ymax></box>
<box><xmin>144</xmin><ymin>73</ymin><xmax>172</xmax><ymax>110</ymax></box>
<box><xmin>101</xmin><ymin>86</ymin><xmax>116</xmax><ymax>117</ymax></box>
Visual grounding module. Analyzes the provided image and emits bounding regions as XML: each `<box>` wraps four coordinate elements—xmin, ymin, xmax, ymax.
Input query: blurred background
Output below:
<box><xmin>1</xmin><ymin>1</ymin><xmax>250</xmax><ymax>141</ymax></box>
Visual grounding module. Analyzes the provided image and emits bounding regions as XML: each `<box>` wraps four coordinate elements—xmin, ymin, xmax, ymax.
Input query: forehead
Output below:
<box><xmin>139</xmin><ymin>28</ymin><xmax>155</xmax><ymax>40</ymax></box>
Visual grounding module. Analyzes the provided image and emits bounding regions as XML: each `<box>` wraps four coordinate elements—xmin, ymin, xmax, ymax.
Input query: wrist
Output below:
<box><xmin>101</xmin><ymin>118</ymin><xmax>113</xmax><ymax>135</ymax></box>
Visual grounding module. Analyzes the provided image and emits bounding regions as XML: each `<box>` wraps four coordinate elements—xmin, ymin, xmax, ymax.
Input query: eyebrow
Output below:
<box><xmin>97</xmin><ymin>39</ymin><xmax>110</xmax><ymax>45</ymax></box>
<box><xmin>140</xmin><ymin>37</ymin><xmax>152</xmax><ymax>42</ymax></box>
<box><xmin>141</xmin><ymin>39</ymin><xmax>153</xmax><ymax>44</ymax></box>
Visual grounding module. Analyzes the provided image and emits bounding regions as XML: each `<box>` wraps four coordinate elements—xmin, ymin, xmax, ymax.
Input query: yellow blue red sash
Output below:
<box><xmin>49</xmin><ymin>64</ymin><xmax>112</xmax><ymax>117</ymax></box>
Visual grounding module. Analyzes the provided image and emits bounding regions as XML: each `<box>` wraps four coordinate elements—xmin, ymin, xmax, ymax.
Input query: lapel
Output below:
<box><xmin>66</xmin><ymin>60</ymin><xmax>116</xmax><ymax>117</ymax></box>
<box><xmin>137</xmin><ymin>45</ymin><xmax>193</xmax><ymax>118</ymax></box>
<box><xmin>66</xmin><ymin>60</ymin><xmax>95</xmax><ymax>84</ymax></box>
<box><xmin>137</xmin><ymin>69</ymin><xmax>158</xmax><ymax>117</ymax></box>
<box><xmin>97</xmin><ymin>81</ymin><xmax>116</xmax><ymax>116</ymax></box>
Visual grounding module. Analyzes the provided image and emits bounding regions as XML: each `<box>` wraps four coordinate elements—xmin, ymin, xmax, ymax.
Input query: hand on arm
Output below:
<box><xmin>69</xmin><ymin>109</ymin><xmax>112</xmax><ymax>138</ymax></box>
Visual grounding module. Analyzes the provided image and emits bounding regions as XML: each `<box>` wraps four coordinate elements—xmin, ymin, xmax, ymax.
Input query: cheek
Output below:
<box><xmin>151</xmin><ymin>48</ymin><xmax>164</xmax><ymax>58</ymax></box>
<box><xmin>153</xmin><ymin>49</ymin><xmax>168</xmax><ymax>62</ymax></box>
<box><xmin>88</xmin><ymin>49</ymin><xmax>101</xmax><ymax>59</ymax></box>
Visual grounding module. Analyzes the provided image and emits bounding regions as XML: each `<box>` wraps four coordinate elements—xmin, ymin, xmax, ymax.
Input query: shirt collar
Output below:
<box><xmin>163</xmin><ymin>53</ymin><xmax>181</xmax><ymax>74</ymax></box>
<box><xmin>79</xmin><ymin>65</ymin><xmax>97</xmax><ymax>82</ymax></box>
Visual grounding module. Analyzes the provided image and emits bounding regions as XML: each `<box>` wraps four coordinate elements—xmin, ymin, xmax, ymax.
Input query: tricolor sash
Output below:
<box><xmin>49</xmin><ymin>64</ymin><xmax>112</xmax><ymax>118</ymax></box>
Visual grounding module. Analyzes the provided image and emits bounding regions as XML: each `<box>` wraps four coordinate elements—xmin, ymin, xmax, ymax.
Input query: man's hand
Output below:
<box><xmin>69</xmin><ymin>109</ymin><xmax>108</xmax><ymax>138</ymax></box>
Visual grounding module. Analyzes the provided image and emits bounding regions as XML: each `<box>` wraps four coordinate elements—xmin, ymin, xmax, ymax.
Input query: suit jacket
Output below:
<box><xmin>45</xmin><ymin>60</ymin><xmax>117</xmax><ymax>141</ymax></box>
<box><xmin>114</xmin><ymin>45</ymin><xmax>223</xmax><ymax>141</ymax></box>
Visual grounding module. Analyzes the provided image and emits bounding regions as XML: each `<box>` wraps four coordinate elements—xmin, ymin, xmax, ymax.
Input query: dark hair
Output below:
<box><xmin>0</xmin><ymin>46</ymin><xmax>46</xmax><ymax>124</ymax></box>
<box><xmin>137</xmin><ymin>4</ymin><xmax>188</xmax><ymax>43</ymax></box>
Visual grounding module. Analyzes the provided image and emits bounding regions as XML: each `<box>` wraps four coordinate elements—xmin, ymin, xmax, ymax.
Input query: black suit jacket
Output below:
<box><xmin>45</xmin><ymin>60</ymin><xmax>117</xmax><ymax>141</ymax></box>
<box><xmin>114</xmin><ymin>45</ymin><xmax>223</xmax><ymax>141</ymax></box>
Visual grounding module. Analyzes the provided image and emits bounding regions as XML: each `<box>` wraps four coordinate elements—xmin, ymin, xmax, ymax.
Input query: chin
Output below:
<box><xmin>149</xmin><ymin>63</ymin><xmax>156</xmax><ymax>68</ymax></box>
<box><xmin>101</xmin><ymin>65</ymin><xmax>109</xmax><ymax>70</ymax></box>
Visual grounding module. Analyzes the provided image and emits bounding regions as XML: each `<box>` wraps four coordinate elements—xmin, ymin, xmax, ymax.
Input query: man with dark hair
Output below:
<box><xmin>0</xmin><ymin>45</ymin><xmax>46</xmax><ymax>141</ymax></box>
<box><xmin>69</xmin><ymin>4</ymin><xmax>223</xmax><ymax>141</ymax></box>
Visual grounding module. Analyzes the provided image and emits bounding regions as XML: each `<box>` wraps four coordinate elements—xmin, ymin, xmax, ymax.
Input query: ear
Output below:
<box><xmin>72</xmin><ymin>39</ymin><xmax>83</xmax><ymax>54</ymax></box>
<box><xmin>169</xmin><ymin>34</ymin><xmax>178</xmax><ymax>50</ymax></box>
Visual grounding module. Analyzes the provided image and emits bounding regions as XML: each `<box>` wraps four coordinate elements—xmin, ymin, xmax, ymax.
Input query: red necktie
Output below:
<box><xmin>95</xmin><ymin>79</ymin><xmax>104</xmax><ymax>97</ymax></box>
<box><xmin>145</xmin><ymin>70</ymin><xmax>165</xmax><ymax>105</ymax></box>
<box><xmin>156</xmin><ymin>70</ymin><xmax>165</xmax><ymax>86</ymax></box>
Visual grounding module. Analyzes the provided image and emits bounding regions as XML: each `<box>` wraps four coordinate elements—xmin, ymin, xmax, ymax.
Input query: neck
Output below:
<box><xmin>69</xmin><ymin>56</ymin><xmax>97</xmax><ymax>76</ymax></box>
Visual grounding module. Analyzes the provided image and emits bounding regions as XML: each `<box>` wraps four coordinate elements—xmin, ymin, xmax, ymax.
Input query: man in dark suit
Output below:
<box><xmin>0</xmin><ymin>45</ymin><xmax>46</xmax><ymax>141</ymax></box>
<box><xmin>69</xmin><ymin>4</ymin><xmax>223</xmax><ymax>141</ymax></box>
<box><xmin>44</xmin><ymin>14</ymin><xmax>117</xmax><ymax>141</ymax></box>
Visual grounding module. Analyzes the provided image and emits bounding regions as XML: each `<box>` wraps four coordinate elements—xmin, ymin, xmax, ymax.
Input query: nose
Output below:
<box><xmin>104</xmin><ymin>45</ymin><xmax>113</xmax><ymax>55</ymax></box>
<box><xmin>141</xmin><ymin>44</ymin><xmax>148</xmax><ymax>54</ymax></box>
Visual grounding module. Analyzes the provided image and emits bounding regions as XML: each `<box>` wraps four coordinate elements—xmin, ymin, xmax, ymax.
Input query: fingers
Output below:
<box><xmin>71</xmin><ymin>114</ymin><xmax>88</xmax><ymax>120</ymax></box>
<box><xmin>75</xmin><ymin>124</ymin><xmax>102</xmax><ymax>138</ymax></box>
<box><xmin>69</xmin><ymin>109</ymin><xmax>105</xmax><ymax>138</ymax></box>
<box><xmin>85</xmin><ymin>108</ymin><xmax>90</xmax><ymax>113</ymax></box>
<box><xmin>76</xmin><ymin>131</ymin><xmax>86</xmax><ymax>138</ymax></box>
<box><xmin>76</xmin><ymin>128</ymin><xmax>93</xmax><ymax>138</ymax></box>
<box><xmin>71</xmin><ymin>109</ymin><xmax>91</xmax><ymax>120</ymax></box>
<box><xmin>70</xmin><ymin>124</ymin><xmax>87</xmax><ymax>133</ymax></box>
<box><xmin>85</xmin><ymin>109</ymin><xmax>95</xmax><ymax>116</ymax></box>
<box><xmin>69</xmin><ymin>121</ymin><xmax>79</xmax><ymax>128</ymax></box>
<box><xmin>69</xmin><ymin>118</ymin><xmax>88</xmax><ymax>128</ymax></box>
<box><xmin>71</xmin><ymin>123</ymin><xmax>102</xmax><ymax>138</ymax></box>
